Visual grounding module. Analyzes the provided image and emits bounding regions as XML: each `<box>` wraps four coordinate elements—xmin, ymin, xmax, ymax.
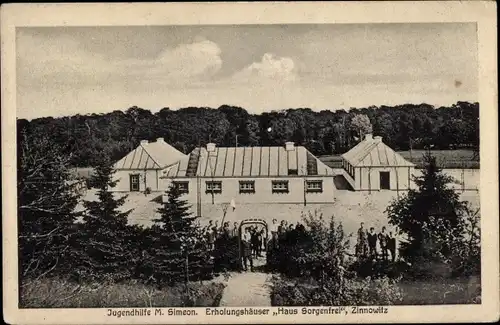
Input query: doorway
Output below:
<box><xmin>238</xmin><ymin>219</ymin><xmax>269</xmax><ymax>271</ymax></box>
<box><xmin>380</xmin><ymin>171</ymin><xmax>390</xmax><ymax>190</ymax></box>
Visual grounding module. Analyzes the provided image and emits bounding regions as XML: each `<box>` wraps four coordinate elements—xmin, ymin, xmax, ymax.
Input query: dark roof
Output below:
<box><xmin>163</xmin><ymin>146</ymin><xmax>334</xmax><ymax>178</ymax></box>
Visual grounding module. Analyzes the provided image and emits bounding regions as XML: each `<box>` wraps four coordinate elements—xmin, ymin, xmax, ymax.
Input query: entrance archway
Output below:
<box><xmin>237</xmin><ymin>219</ymin><xmax>269</xmax><ymax>270</ymax></box>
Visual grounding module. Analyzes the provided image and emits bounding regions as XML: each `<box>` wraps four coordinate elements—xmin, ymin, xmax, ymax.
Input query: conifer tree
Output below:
<box><xmin>148</xmin><ymin>184</ymin><xmax>212</xmax><ymax>286</ymax></box>
<box><xmin>386</xmin><ymin>150</ymin><xmax>467</xmax><ymax>268</ymax></box>
<box><xmin>77</xmin><ymin>157</ymin><xmax>134</xmax><ymax>282</ymax></box>
<box><xmin>18</xmin><ymin>128</ymin><xmax>82</xmax><ymax>279</ymax></box>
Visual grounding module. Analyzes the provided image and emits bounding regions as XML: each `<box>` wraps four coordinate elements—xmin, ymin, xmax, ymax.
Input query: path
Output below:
<box><xmin>219</xmin><ymin>271</ymin><xmax>272</xmax><ymax>306</ymax></box>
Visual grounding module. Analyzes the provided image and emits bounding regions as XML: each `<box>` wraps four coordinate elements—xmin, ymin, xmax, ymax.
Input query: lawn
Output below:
<box><xmin>319</xmin><ymin>149</ymin><xmax>479</xmax><ymax>169</ymax></box>
<box><xmin>270</xmin><ymin>275</ymin><xmax>481</xmax><ymax>306</ymax></box>
<box><xmin>20</xmin><ymin>277</ymin><xmax>225</xmax><ymax>308</ymax></box>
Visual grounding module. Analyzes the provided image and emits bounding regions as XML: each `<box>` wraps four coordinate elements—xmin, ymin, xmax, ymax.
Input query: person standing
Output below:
<box><xmin>378</xmin><ymin>226</ymin><xmax>389</xmax><ymax>261</ymax></box>
<box><xmin>367</xmin><ymin>227</ymin><xmax>377</xmax><ymax>259</ymax></box>
<box><xmin>214</xmin><ymin>220</ymin><xmax>219</xmax><ymax>236</ymax></box>
<box><xmin>241</xmin><ymin>227</ymin><xmax>253</xmax><ymax>271</ymax></box>
<box><xmin>260</xmin><ymin>228</ymin><xmax>266</xmax><ymax>253</ymax></box>
<box><xmin>271</xmin><ymin>219</ymin><xmax>278</xmax><ymax>240</ymax></box>
<box><xmin>388</xmin><ymin>231</ymin><xmax>397</xmax><ymax>262</ymax></box>
<box><xmin>278</xmin><ymin>220</ymin><xmax>286</xmax><ymax>237</ymax></box>
<box><xmin>251</xmin><ymin>226</ymin><xmax>259</xmax><ymax>257</ymax></box>
<box><xmin>230</xmin><ymin>221</ymin><xmax>239</xmax><ymax>238</ymax></box>
<box><xmin>221</xmin><ymin>222</ymin><xmax>230</xmax><ymax>240</ymax></box>
<box><xmin>356</xmin><ymin>222</ymin><xmax>368</xmax><ymax>258</ymax></box>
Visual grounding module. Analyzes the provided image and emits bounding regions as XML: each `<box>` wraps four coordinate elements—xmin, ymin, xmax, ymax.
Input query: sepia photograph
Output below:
<box><xmin>2</xmin><ymin>2</ymin><xmax>498</xmax><ymax>324</ymax></box>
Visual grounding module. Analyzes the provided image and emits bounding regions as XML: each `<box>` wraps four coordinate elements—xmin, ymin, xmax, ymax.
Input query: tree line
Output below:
<box><xmin>17</xmin><ymin>101</ymin><xmax>479</xmax><ymax>167</ymax></box>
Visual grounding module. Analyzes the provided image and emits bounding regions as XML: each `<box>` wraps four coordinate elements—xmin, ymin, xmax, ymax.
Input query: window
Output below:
<box><xmin>239</xmin><ymin>180</ymin><xmax>255</xmax><ymax>194</ymax></box>
<box><xmin>173</xmin><ymin>181</ymin><xmax>189</xmax><ymax>194</ymax></box>
<box><xmin>206</xmin><ymin>181</ymin><xmax>222</xmax><ymax>194</ymax></box>
<box><xmin>306</xmin><ymin>180</ymin><xmax>323</xmax><ymax>193</ymax></box>
<box><xmin>129</xmin><ymin>174</ymin><xmax>140</xmax><ymax>192</ymax></box>
<box><xmin>272</xmin><ymin>180</ymin><xmax>289</xmax><ymax>193</ymax></box>
<box><xmin>288</xmin><ymin>169</ymin><xmax>298</xmax><ymax>176</ymax></box>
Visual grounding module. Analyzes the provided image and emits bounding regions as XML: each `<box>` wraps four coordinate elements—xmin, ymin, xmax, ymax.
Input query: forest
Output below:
<box><xmin>17</xmin><ymin>101</ymin><xmax>479</xmax><ymax>167</ymax></box>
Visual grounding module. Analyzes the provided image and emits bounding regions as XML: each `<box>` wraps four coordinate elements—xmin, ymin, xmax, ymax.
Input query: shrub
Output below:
<box><xmin>20</xmin><ymin>277</ymin><xmax>226</xmax><ymax>308</ymax></box>
<box><xmin>271</xmin><ymin>275</ymin><xmax>403</xmax><ymax>306</ymax></box>
<box><xmin>267</xmin><ymin>211</ymin><xmax>351</xmax><ymax>281</ymax></box>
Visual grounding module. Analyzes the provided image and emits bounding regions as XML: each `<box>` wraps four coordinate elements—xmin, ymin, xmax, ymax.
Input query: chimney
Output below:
<box><xmin>207</xmin><ymin>143</ymin><xmax>216</xmax><ymax>152</ymax></box>
<box><xmin>140</xmin><ymin>140</ymin><xmax>148</xmax><ymax>145</ymax></box>
<box><xmin>156</xmin><ymin>137</ymin><xmax>164</xmax><ymax>143</ymax></box>
<box><xmin>374</xmin><ymin>136</ymin><xmax>383</xmax><ymax>143</ymax></box>
<box><xmin>364</xmin><ymin>134</ymin><xmax>373</xmax><ymax>141</ymax></box>
<box><xmin>285</xmin><ymin>142</ymin><xmax>295</xmax><ymax>151</ymax></box>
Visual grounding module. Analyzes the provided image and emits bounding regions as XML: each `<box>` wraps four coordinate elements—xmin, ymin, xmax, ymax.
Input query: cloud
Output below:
<box><xmin>17</xmin><ymin>32</ymin><xmax>223</xmax><ymax>88</ymax></box>
<box><xmin>231</xmin><ymin>53</ymin><xmax>297</xmax><ymax>83</ymax></box>
<box><xmin>118</xmin><ymin>40</ymin><xmax>222</xmax><ymax>80</ymax></box>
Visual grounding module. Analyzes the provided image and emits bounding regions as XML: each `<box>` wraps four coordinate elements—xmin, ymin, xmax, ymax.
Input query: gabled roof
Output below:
<box><xmin>341</xmin><ymin>136</ymin><xmax>414</xmax><ymax>168</ymax></box>
<box><xmin>163</xmin><ymin>145</ymin><xmax>335</xmax><ymax>178</ymax></box>
<box><xmin>114</xmin><ymin>139</ymin><xmax>186</xmax><ymax>170</ymax></box>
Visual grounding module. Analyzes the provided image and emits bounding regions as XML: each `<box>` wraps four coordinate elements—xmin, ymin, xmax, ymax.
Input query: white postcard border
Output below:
<box><xmin>2</xmin><ymin>1</ymin><xmax>498</xmax><ymax>324</ymax></box>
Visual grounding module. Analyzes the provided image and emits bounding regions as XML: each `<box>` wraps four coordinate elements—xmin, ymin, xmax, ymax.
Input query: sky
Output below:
<box><xmin>16</xmin><ymin>23</ymin><xmax>478</xmax><ymax>119</ymax></box>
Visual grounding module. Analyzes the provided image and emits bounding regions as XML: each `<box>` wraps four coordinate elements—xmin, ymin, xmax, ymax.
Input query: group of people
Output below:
<box><xmin>356</xmin><ymin>222</ymin><xmax>397</xmax><ymax>262</ymax></box>
<box><xmin>202</xmin><ymin>220</ymin><xmax>267</xmax><ymax>271</ymax></box>
<box><xmin>269</xmin><ymin>218</ymin><xmax>306</xmax><ymax>242</ymax></box>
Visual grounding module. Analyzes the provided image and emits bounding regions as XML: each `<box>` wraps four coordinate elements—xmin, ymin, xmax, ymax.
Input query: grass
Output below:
<box><xmin>396</xmin><ymin>276</ymin><xmax>481</xmax><ymax>305</ymax></box>
<box><xmin>20</xmin><ymin>277</ymin><xmax>226</xmax><ymax>308</ymax></box>
<box><xmin>319</xmin><ymin>149</ymin><xmax>479</xmax><ymax>169</ymax></box>
<box><xmin>270</xmin><ymin>275</ymin><xmax>481</xmax><ymax>306</ymax></box>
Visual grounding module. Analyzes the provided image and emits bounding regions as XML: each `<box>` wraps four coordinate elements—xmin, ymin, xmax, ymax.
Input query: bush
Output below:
<box><xmin>271</xmin><ymin>276</ymin><xmax>403</xmax><ymax>306</ymax></box>
<box><xmin>20</xmin><ymin>277</ymin><xmax>226</xmax><ymax>308</ymax></box>
<box><xmin>397</xmin><ymin>276</ymin><xmax>481</xmax><ymax>305</ymax></box>
<box><xmin>267</xmin><ymin>211</ymin><xmax>350</xmax><ymax>280</ymax></box>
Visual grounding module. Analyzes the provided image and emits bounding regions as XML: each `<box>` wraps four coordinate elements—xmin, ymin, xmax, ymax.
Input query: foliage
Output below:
<box><xmin>17</xmin><ymin>102</ymin><xmax>479</xmax><ymax>167</ymax></box>
<box><xmin>349</xmin><ymin>114</ymin><xmax>373</xmax><ymax>140</ymax></box>
<box><xmin>20</xmin><ymin>277</ymin><xmax>225</xmax><ymax>308</ymax></box>
<box><xmin>271</xmin><ymin>275</ymin><xmax>481</xmax><ymax>306</ymax></box>
<box><xmin>271</xmin><ymin>276</ymin><xmax>403</xmax><ymax>306</ymax></box>
<box><xmin>17</xmin><ymin>127</ymin><xmax>82</xmax><ymax>279</ymax></box>
<box><xmin>75</xmin><ymin>157</ymin><xmax>135</xmax><ymax>282</ymax></box>
<box><xmin>144</xmin><ymin>184</ymin><xmax>214</xmax><ymax>286</ymax></box>
<box><xmin>386</xmin><ymin>151</ymin><xmax>480</xmax><ymax>279</ymax></box>
<box><xmin>268</xmin><ymin>211</ymin><xmax>350</xmax><ymax>282</ymax></box>
<box><xmin>213</xmin><ymin>235</ymin><xmax>241</xmax><ymax>272</ymax></box>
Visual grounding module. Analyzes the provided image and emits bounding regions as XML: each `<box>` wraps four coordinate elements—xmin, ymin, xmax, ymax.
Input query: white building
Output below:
<box><xmin>162</xmin><ymin>142</ymin><xmax>336</xmax><ymax>205</ymax></box>
<box><xmin>112</xmin><ymin>138</ymin><xmax>186</xmax><ymax>192</ymax></box>
<box><xmin>341</xmin><ymin>134</ymin><xmax>415</xmax><ymax>192</ymax></box>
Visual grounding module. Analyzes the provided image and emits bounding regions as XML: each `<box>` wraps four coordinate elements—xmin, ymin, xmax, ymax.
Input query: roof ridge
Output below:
<box><xmin>139</xmin><ymin>143</ymin><xmax>161</xmax><ymax>168</ymax></box>
<box><xmin>352</xmin><ymin>141</ymin><xmax>379</xmax><ymax>166</ymax></box>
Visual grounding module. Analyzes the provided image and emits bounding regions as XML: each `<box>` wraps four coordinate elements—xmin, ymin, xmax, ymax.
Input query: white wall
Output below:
<box><xmin>163</xmin><ymin>176</ymin><xmax>337</xmax><ymax>205</ymax></box>
<box><xmin>355</xmin><ymin>167</ymin><xmax>413</xmax><ymax>191</ymax></box>
<box><xmin>343</xmin><ymin>167</ymin><xmax>479</xmax><ymax>192</ymax></box>
<box><xmin>412</xmin><ymin>168</ymin><xmax>479</xmax><ymax>191</ymax></box>
<box><xmin>112</xmin><ymin>169</ymin><xmax>163</xmax><ymax>192</ymax></box>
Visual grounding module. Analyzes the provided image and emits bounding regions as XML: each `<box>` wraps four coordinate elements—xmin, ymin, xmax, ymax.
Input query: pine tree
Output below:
<box><xmin>77</xmin><ymin>157</ymin><xmax>134</xmax><ymax>282</ymax></box>
<box><xmin>148</xmin><ymin>184</ymin><xmax>212</xmax><ymax>286</ymax></box>
<box><xmin>18</xmin><ymin>128</ymin><xmax>82</xmax><ymax>280</ymax></box>
<box><xmin>386</xmin><ymin>150</ymin><xmax>467</xmax><ymax>268</ymax></box>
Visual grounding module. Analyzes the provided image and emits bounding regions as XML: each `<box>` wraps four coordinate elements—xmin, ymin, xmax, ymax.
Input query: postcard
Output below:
<box><xmin>2</xmin><ymin>1</ymin><xmax>498</xmax><ymax>324</ymax></box>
